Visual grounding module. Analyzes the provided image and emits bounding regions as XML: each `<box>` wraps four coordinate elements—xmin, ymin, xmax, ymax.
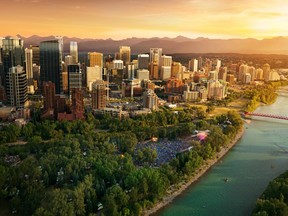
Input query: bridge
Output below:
<box><xmin>244</xmin><ymin>112</ymin><xmax>288</xmax><ymax>120</ymax></box>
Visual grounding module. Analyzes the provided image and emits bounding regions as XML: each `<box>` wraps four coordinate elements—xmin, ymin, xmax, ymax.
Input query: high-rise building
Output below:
<box><xmin>25</xmin><ymin>48</ymin><xmax>34</xmax><ymax>93</ymax></box>
<box><xmin>70</xmin><ymin>41</ymin><xmax>78</xmax><ymax>64</ymax></box>
<box><xmin>137</xmin><ymin>69</ymin><xmax>150</xmax><ymax>80</ymax></box>
<box><xmin>126</xmin><ymin>64</ymin><xmax>135</xmax><ymax>79</ymax></box>
<box><xmin>269</xmin><ymin>70</ymin><xmax>280</xmax><ymax>81</ymax></box>
<box><xmin>138</xmin><ymin>54</ymin><xmax>149</xmax><ymax>69</ymax></box>
<box><xmin>119</xmin><ymin>46</ymin><xmax>131</xmax><ymax>66</ymax></box>
<box><xmin>1</xmin><ymin>37</ymin><xmax>24</xmax><ymax>87</ymax></box>
<box><xmin>30</xmin><ymin>45</ymin><xmax>40</xmax><ymax>65</ymax></box>
<box><xmin>88</xmin><ymin>52</ymin><xmax>103</xmax><ymax>68</ymax></box>
<box><xmin>143</xmin><ymin>89</ymin><xmax>158</xmax><ymax>110</ymax></box>
<box><xmin>91</xmin><ymin>80</ymin><xmax>106</xmax><ymax>110</ymax></box>
<box><xmin>219</xmin><ymin>67</ymin><xmax>227</xmax><ymax>81</ymax></box>
<box><xmin>248</xmin><ymin>66</ymin><xmax>256</xmax><ymax>81</ymax></box>
<box><xmin>262</xmin><ymin>63</ymin><xmax>271</xmax><ymax>81</ymax></box>
<box><xmin>150</xmin><ymin>48</ymin><xmax>162</xmax><ymax>65</ymax></box>
<box><xmin>113</xmin><ymin>60</ymin><xmax>124</xmax><ymax>70</ymax></box>
<box><xmin>256</xmin><ymin>68</ymin><xmax>264</xmax><ymax>80</ymax></box>
<box><xmin>188</xmin><ymin>59</ymin><xmax>198</xmax><ymax>72</ymax></box>
<box><xmin>171</xmin><ymin>62</ymin><xmax>183</xmax><ymax>78</ymax></box>
<box><xmin>226</xmin><ymin>74</ymin><xmax>235</xmax><ymax>85</ymax></box>
<box><xmin>209</xmin><ymin>70</ymin><xmax>218</xmax><ymax>80</ymax></box>
<box><xmin>161</xmin><ymin>55</ymin><xmax>172</xmax><ymax>67</ymax></box>
<box><xmin>71</xmin><ymin>88</ymin><xmax>84</xmax><ymax>114</ymax></box>
<box><xmin>67</xmin><ymin>64</ymin><xmax>81</xmax><ymax>94</ymax></box>
<box><xmin>160</xmin><ymin>66</ymin><xmax>172</xmax><ymax>80</ymax></box>
<box><xmin>238</xmin><ymin>64</ymin><xmax>249</xmax><ymax>82</ymax></box>
<box><xmin>43</xmin><ymin>81</ymin><xmax>55</xmax><ymax>111</ymax></box>
<box><xmin>65</xmin><ymin>55</ymin><xmax>73</xmax><ymax>66</ymax></box>
<box><xmin>6</xmin><ymin>65</ymin><xmax>28</xmax><ymax>109</ymax></box>
<box><xmin>198</xmin><ymin>56</ymin><xmax>203</xmax><ymax>70</ymax></box>
<box><xmin>243</xmin><ymin>73</ymin><xmax>251</xmax><ymax>84</ymax></box>
<box><xmin>86</xmin><ymin>66</ymin><xmax>102</xmax><ymax>91</ymax></box>
<box><xmin>207</xmin><ymin>80</ymin><xmax>227</xmax><ymax>100</ymax></box>
<box><xmin>149</xmin><ymin>62</ymin><xmax>159</xmax><ymax>80</ymax></box>
<box><xmin>40</xmin><ymin>39</ymin><xmax>63</xmax><ymax>94</ymax></box>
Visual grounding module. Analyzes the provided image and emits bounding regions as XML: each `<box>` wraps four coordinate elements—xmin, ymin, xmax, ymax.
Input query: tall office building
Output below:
<box><xmin>171</xmin><ymin>62</ymin><xmax>182</xmax><ymax>78</ymax></box>
<box><xmin>65</xmin><ymin>55</ymin><xmax>73</xmax><ymax>66</ymax></box>
<box><xmin>40</xmin><ymin>39</ymin><xmax>63</xmax><ymax>94</ymax></box>
<box><xmin>188</xmin><ymin>59</ymin><xmax>198</xmax><ymax>72</ymax></box>
<box><xmin>1</xmin><ymin>37</ymin><xmax>24</xmax><ymax>87</ymax></box>
<box><xmin>138</xmin><ymin>54</ymin><xmax>149</xmax><ymax>69</ymax></box>
<box><xmin>160</xmin><ymin>66</ymin><xmax>172</xmax><ymax>80</ymax></box>
<box><xmin>238</xmin><ymin>64</ymin><xmax>249</xmax><ymax>82</ymax></box>
<box><xmin>6</xmin><ymin>65</ymin><xmax>28</xmax><ymax>109</ymax></box>
<box><xmin>248</xmin><ymin>66</ymin><xmax>256</xmax><ymax>81</ymax></box>
<box><xmin>126</xmin><ymin>64</ymin><xmax>135</xmax><ymax>79</ymax></box>
<box><xmin>70</xmin><ymin>41</ymin><xmax>78</xmax><ymax>64</ymax></box>
<box><xmin>262</xmin><ymin>63</ymin><xmax>271</xmax><ymax>81</ymax></box>
<box><xmin>67</xmin><ymin>64</ymin><xmax>81</xmax><ymax>94</ymax></box>
<box><xmin>149</xmin><ymin>62</ymin><xmax>159</xmax><ymax>80</ymax></box>
<box><xmin>256</xmin><ymin>68</ymin><xmax>264</xmax><ymax>80</ymax></box>
<box><xmin>119</xmin><ymin>46</ymin><xmax>131</xmax><ymax>66</ymax></box>
<box><xmin>143</xmin><ymin>89</ymin><xmax>158</xmax><ymax>110</ymax></box>
<box><xmin>86</xmin><ymin>66</ymin><xmax>102</xmax><ymax>91</ymax></box>
<box><xmin>198</xmin><ymin>56</ymin><xmax>203</xmax><ymax>70</ymax></box>
<box><xmin>219</xmin><ymin>67</ymin><xmax>227</xmax><ymax>82</ymax></box>
<box><xmin>137</xmin><ymin>69</ymin><xmax>150</xmax><ymax>80</ymax></box>
<box><xmin>30</xmin><ymin>45</ymin><xmax>40</xmax><ymax>65</ymax></box>
<box><xmin>150</xmin><ymin>48</ymin><xmax>162</xmax><ymax>65</ymax></box>
<box><xmin>43</xmin><ymin>81</ymin><xmax>55</xmax><ymax>111</ymax></box>
<box><xmin>88</xmin><ymin>52</ymin><xmax>103</xmax><ymax>68</ymax></box>
<box><xmin>113</xmin><ymin>60</ymin><xmax>124</xmax><ymax>70</ymax></box>
<box><xmin>25</xmin><ymin>48</ymin><xmax>34</xmax><ymax>93</ymax></box>
<box><xmin>161</xmin><ymin>55</ymin><xmax>172</xmax><ymax>67</ymax></box>
<box><xmin>209</xmin><ymin>70</ymin><xmax>218</xmax><ymax>80</ymax></box>
<box><xmin>91</xmin><ymin>80</ymin><xmax>106</xmax><ymax>110</ymax></box>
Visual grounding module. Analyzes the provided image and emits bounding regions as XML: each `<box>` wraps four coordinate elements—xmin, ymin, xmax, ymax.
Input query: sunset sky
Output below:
<box><xmin>2</xmin><ymin>0</ymin><xmax>288</xmax><ymax>39</ymax></box>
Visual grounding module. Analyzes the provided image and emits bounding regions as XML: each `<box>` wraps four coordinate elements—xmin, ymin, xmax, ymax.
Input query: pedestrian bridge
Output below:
<box><xmin>244</xmin><ymin>112</ymin><xmax>288</xmax><ymax>120</ymax></box>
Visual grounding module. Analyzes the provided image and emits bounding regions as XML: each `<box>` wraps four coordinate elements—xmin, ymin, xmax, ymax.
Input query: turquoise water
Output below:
<box><xmin>158</xmin><ymin>94</ymin><xmax>288</xmax><ymax>216</ymax></box>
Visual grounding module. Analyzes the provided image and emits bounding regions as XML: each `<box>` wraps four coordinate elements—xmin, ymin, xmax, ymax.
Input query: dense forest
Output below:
<box><xmin>0</xmin><ymin>107</ymin><xmax>243</xmax><ymax>216</ymax></box>
<box><xmin>252</xmin><ymin>171</ymin><xmax>288</xmax><ymax>216</ymax></box>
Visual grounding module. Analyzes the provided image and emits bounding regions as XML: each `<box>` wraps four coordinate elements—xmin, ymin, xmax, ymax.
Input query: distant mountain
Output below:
<box><xmin>16</xmin><ymin>35</ymin><xmax>288</xmax><ymax>55</ymax></box>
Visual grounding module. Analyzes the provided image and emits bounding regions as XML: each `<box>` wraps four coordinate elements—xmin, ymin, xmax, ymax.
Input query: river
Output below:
<box><xmin>158</xmin><ymin>92</ymin><xmax>288</xmax><ymax>216</ymax></box>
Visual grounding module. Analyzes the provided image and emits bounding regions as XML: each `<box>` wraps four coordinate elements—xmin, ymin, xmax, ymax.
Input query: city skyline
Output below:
<box><xmin>2</xmin><ymin>0</ymin><xmax>288</xmax><ymax>40</ymax></box>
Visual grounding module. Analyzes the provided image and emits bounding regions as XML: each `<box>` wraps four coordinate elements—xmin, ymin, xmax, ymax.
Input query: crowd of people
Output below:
<box><xmin>136</xmin><ymin>138</ymin><xmax>192</xmax><ymax>166</ymax></box>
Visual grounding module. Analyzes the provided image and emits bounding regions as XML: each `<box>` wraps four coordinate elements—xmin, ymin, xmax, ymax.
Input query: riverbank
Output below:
<box><xmin>143</xmin><ymin>127</ymin><xmax>245</xmax><ymax>216</ymax></box>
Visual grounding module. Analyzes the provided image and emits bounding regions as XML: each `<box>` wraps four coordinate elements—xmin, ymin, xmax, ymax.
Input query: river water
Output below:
<box><xmin>158</xmin><ymin>92</ymin><xmax>288</xmax><ymax>216</ymax></box>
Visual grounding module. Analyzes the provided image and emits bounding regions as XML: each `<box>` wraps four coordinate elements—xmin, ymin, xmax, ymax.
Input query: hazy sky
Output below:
<box><xmin>2</xmin><ymin>0</ymin><xmax>288</xmax><ymax>39</ymax></box>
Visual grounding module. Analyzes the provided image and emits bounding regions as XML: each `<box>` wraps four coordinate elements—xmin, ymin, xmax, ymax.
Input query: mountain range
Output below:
<box><xmin>16</xmin><ymin>35</ymin><xmax>288</xmax><ymax>55</ymax></box>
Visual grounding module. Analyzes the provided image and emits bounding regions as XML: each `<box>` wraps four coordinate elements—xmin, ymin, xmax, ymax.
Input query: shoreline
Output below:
<box><xmin>143</xmin><ymin>127</ymin><xmax>245</xmax><ymax>216</ymax></box>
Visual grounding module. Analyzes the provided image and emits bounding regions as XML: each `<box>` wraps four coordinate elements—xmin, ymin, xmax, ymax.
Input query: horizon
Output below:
<box><xmin>3</xmin><ymin>34</ymin><xmax>288</xmax><ymax>41</ymax></box>
<box><xmin>2</xmin><ymin>0</ymin><xmax>288</xmax><ymax>40</ymax></box>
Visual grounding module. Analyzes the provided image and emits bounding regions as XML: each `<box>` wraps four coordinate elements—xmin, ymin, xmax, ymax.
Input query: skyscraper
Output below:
<box><xmin>1</xmin><ymin>37</ymin><xmax>24</xmax><ymax>87</ymax></box>
<box><xmin>161</xmin><ymin>55</ymin><xmax>172</xmax><ymax>68</ymax></box>
<box><xmin>6</xmin><ymin>65</ymin><xmax>28</xmax><ymax>109</ymax></box>
<box><xmin>150</xmin><ymin>48</ymin><xmax>162</xmax><ymax>65</ymax></box>
<box><xmin>67</xmin><ymin>64</ymin><xmax>81</xmax><ymax>95</ymax></box>
<box><xmin>40</xmin><ymin>39</ymin><xmax>63</xmax><ymax>94</ymax></box>
<box><xmin>91</xmin><ymin>80</ymin><xmax>106</xmax><ymax>110</ymax></box>
<box><xmin>25</xmin><ymin>48</ymin><xmax>34</xmax><ymax>93</ymax></box>
<box><xmin>119</xmin><ymin>46</ymin><xmax>131</xmax><ymax>66</ymax></box>
<box><xmin>143</xmin><ymin>89</ymin><xmax>158</xmax><ymax>110</ymax></box>
<box><xmin>138</xmin><ymin>54</ymin><xmax>149</xmax><ymax>69</ymax></box>
<box><xmin>188</xmin><ymin>59</ymin><xmax>198</xmax><ymax>72</ymax></box>
<box><xmin>70</xmin><ymin>41</ymin><xmax>78</xmax><ymax>64</ymax></box>
<box><xmin>262</xmin><ymin>63</ymin><xmax>271</xmax><ymax>81</ymax></box>
<box><xmin>30</xmin><ymin>45</ymin><xmax>40</xmax><ymax>65</ymax></box>
<box><xmin>88</xmin><ymin>52</ymin><xmax>103</xmax><ymax>68</ymax></box>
